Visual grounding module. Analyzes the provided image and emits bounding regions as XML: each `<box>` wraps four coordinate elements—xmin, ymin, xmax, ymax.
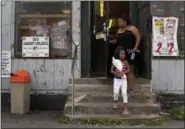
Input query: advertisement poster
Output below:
<box><xmin>22</xmin><ymin>36</ymin><xmax>49</xmax><ymax>57</ymax></box>
<box><xmin>50</xmin><ymin>27</ymin><xmax>69</xmax><ymax>50</ymax></box>
<box><xmin>1</xmin><ymin>51</ymin><xmax>11</xmax><ymax>78</ymax></box>
<box><xmin>152</xmin><ymin>16</ymin><xmax>179</xmax><ymax>56</ymax></box>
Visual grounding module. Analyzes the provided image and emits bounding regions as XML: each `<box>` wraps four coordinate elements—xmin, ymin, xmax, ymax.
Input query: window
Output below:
<box><xmin>15</xmin><ymin>1</ymin><xmax>72</xmax><ymax>58</ymax></box>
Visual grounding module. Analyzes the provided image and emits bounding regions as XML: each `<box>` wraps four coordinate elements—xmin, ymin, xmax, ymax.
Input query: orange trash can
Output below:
<box><xmin>10</xmin><ymin>70</ymin><xmax>32</xmax><ymax>114</ymax></box>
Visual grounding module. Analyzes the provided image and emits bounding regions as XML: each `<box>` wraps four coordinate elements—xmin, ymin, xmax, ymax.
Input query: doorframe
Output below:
<box><xmin>81</xmin><ymin>1</ymin><xmax>110</xmax><ymax>77</ymax></box>
<box><xmin>81</xmin><ymin>1</ymin><xmax>92</xmax><ymax>77</ymax></box>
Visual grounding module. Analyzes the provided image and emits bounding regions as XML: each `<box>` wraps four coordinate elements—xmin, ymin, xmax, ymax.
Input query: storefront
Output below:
<box><xmin>1</xmin><ymin>0</ymin><xmax>81</xmax><ymax>109</ymax></box>
<box><xmin>1</xmin><ymin>1</ymin><xmax>184</xmax><ymax>109</ymax></box>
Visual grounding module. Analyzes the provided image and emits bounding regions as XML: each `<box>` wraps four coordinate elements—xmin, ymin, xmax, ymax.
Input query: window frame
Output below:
<box><xmin>14</xmin><ymin>1</ymin><xmax>73</xmax><ymax>59</ymax></box>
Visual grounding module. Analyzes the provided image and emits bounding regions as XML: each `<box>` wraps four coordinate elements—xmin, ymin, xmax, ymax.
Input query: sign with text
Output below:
<box><xmin>22</xmin><ymin>37</ymin><xmax>49</xmax><ymax>57</ymax></box>
<box><xmin>152</xmin><ymin>16</ymin><xmax>179</xmax><ymax>56</ymax></box>
<box><xmin>1</xmin><ymin>51</ymin><xmax>11</xmax><ymax>78</ymax></box>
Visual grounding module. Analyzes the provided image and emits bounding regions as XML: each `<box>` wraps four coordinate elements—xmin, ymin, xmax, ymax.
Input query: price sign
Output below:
<box><xmin>152</xmin><ymin>17</ymin><xmax>179</xmax><ymax>56</ymax></box>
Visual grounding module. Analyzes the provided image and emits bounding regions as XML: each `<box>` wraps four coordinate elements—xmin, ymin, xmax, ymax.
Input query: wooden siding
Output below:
<box><xmin>152</xmin><ymin>59</ymin><xmax>184</xmax><ymax>94</ymax></box>
<box><xmin>1</xmin><ymin>1</ymin><xmax>81</xmax><ymax>94</ymax></box>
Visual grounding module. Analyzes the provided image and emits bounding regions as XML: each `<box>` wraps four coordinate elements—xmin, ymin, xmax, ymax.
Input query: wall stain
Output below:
<box><xmin>39</xmin><ymin>64</ymin><xmax>47</xmax><ymax>72</ymax></box>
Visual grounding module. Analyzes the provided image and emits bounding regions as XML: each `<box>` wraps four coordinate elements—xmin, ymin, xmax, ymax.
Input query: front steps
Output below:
<box><xmin>67</xmin><ymin>92</ymin><xmax>156</xmax><ymax>103</ymax></box>
<box><xmin>64</xmin><ymin>78</ymin><xmax>160</xmax><ymax>121</ymax></box>
<box><xmin>65</xmin><ymin>102</ymin><xmax>159</xmax><ymax>115</ymax></box>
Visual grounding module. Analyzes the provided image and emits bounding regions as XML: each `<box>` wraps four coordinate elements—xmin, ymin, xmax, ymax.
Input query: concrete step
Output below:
<box><xmin>68</xmin><ymin>84</ymin><xmax>151</xmax><ymax>93</ymax></box>
<box><xmin>64</xmin><ymin>102</ymin><xmax>160</xmax><ymax>115</ymax></box>
<box><xmin>67</xmin><ymin>93</ymin><xmax>156</xmax><ymax>103</ymax></box>
<box><xmin>66</xmin><ymin>114</ymin><xmax>160</xmax><ymax>122</ymax></box>
<box><xmin>69</xmin><ymin>78</ymin><xmax>151</xmax><ymax>85</ymax></box>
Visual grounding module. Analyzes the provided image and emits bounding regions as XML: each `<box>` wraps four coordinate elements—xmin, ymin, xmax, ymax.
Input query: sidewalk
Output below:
<box><xmin>2</xmin><ymin>109</ymin><xmax>184</xmax><ymax>128</ymax></box>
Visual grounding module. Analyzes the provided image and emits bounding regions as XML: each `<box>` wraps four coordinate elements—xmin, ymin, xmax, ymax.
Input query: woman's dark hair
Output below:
<box><xmin>118</xmin><ymin>15</ymin><xmax>131</xmax><ymax>25</ymax></box>
<box><xmin>114</xmin><ymin>46</ymin><xmax>126</xmax><ymax>59</ymax></box>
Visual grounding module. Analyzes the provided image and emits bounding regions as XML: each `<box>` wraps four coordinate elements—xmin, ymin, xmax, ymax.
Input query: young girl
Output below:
<box><xmin>110</xmin><ymin>46</ymin><xmax>130</xmax><ymax>115</ymax></box>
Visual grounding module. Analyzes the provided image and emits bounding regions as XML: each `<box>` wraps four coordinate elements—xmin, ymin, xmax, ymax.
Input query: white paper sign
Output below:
<box><xmin>152</xmin><ymin>16</ymin><xmax>179</xmax><ymax>56</ymax></box>
<box><xmin>1</xmin><ymin>51</ymin><xmax>11</xmax><ymax>78</ymax></box>
<box><xmin>22</xmin><ymin>36</ymin><xmax>49</xmax><ymax>57</ymax></box>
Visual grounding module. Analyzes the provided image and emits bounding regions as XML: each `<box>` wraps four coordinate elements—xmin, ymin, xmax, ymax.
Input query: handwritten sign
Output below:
<box><xmin>152</xmin><ymin>16</ymin><xmax>179</xmax><ymax>56</ymax></box>
<box><xmin>1</xmin><ymin>51</ymin><xmax>11</xmax><ymax>78</ymax></box>
<box><xmin>22</xmin><ymin>36</ymin><xmax>49</xmax><ymax>57</ymax></box>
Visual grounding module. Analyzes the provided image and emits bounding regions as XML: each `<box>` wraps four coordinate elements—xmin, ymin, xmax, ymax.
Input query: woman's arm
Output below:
<box><xmin>130</xmin><ymin>26</ymin><xmax>141</xmax><ymax>50</ymax></box>
<box><xmin>110</xmin><ymin>64</ymin><xmax>122</xmax><ymax>77</ymax></box>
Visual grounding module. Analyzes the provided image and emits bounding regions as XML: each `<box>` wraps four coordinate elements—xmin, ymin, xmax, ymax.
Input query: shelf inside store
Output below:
<box><xmin>19</xmin><ymin>14</ymin><xmax>71</xmax><ymax>18</ymax></box>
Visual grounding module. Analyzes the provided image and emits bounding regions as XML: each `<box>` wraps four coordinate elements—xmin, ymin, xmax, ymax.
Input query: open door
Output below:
<box><xmin>91</xmin><ymin>1</ymin><xmax>109</xmax><ymax>77</ymax></box>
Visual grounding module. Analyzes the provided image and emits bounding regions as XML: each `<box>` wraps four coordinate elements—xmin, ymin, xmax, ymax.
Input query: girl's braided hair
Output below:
<box><xmin>114</xmin><ymin>46</ymin><xmax>125</xmax><ymax>59</ymax></box>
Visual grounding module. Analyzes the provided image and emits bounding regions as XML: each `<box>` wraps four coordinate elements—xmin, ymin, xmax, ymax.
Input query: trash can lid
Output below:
<box><xmin>10</xmin><ymin>70</ymin><xmax>31</xmax><ymax>83</ymax></box>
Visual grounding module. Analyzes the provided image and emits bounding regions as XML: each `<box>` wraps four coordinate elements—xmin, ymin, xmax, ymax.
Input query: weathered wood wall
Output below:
<box><xmin>152</xmin><ymin>59</ymin><xmax>184</xmax><ymax>94</ymax></box>
<box><xmin>1</xmin><ymin>1</ymin><xmax>81</xmax><ymax>94</ymax></box>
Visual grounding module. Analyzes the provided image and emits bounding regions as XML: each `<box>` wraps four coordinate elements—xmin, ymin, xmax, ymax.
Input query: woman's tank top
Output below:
<box><xmin>116</xmin><ymin>29</ymin><xmax>136</xmax><ymax>50</ymax></box>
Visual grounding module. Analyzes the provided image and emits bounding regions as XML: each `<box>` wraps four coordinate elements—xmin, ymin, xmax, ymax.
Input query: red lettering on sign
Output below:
<box><xmin>167</xmin><ymin>43</ymin><xmax>174</xmax><ymax>54</ymax></box>
<box><xmin>156</xmin><ymin>42</ymin><xmax>162</xmax><ymax>53</ymax></box>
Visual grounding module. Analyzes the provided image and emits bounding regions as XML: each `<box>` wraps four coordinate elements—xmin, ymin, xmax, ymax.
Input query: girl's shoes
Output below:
<box><xmin>122</xmin><ymin>109</ymin><xmax>129</xmax><ymax>115</ymax></box>
<box><xmin>113</xmin><ymin>102</ymin><xmax>118</xmax><ymax>109</ymax></box>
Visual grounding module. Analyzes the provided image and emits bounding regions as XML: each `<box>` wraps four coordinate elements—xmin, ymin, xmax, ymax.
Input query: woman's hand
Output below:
<box><xmin>132</xmin><ymin>47</ymin><xmax>138</xmax><ymax>52</ymax></box>
<box><xmin>128</xmin><ymin>48</ymin><xmax>140</xmax><ymax>52</ymax></box>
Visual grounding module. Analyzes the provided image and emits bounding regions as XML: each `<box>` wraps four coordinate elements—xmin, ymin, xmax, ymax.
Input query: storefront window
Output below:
<box><xmin>15</xmin><ymin>1</ymin><xmax>72</xmax><ymax>58</ymax></box>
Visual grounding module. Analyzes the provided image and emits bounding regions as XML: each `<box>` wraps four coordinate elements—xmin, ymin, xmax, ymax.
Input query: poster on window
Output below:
<box><xmin>1</xmin><ymin>51</ymin><xmax>11</xmax><ymax>78</ymax></box>
<box><xmin>22</xmin><ymin>37</ymin><xmax>49</xmax><ymax>57</ymax></box>
<box><xmin>152</xmin><ymin>16</ymin><xmax>179</xmax><ymax>56</ymax></box>
<box><xmin>50</xmin><ymin>27</ymin><xmax>69</xmax><ymax>50</ymax></box>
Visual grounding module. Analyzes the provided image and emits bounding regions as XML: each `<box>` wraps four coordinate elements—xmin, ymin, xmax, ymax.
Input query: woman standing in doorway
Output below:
<box><xmin>110</xmin><ymin>15</ymin><xmax>141</xmax><ymax>93</ymax></box>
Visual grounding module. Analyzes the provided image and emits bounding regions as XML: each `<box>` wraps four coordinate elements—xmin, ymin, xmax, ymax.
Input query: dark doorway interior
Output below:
<box><xmin>90</xmin><ymin>1</ymin><xmax>130</xmax><ymax>77</ymax></box>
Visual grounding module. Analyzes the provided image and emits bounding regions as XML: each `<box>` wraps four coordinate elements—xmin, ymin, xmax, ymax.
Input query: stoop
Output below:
<box><xmin>64</xmin><ymin>78</ymin><xmax>160</xmax><ymax>121</ymax></box>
